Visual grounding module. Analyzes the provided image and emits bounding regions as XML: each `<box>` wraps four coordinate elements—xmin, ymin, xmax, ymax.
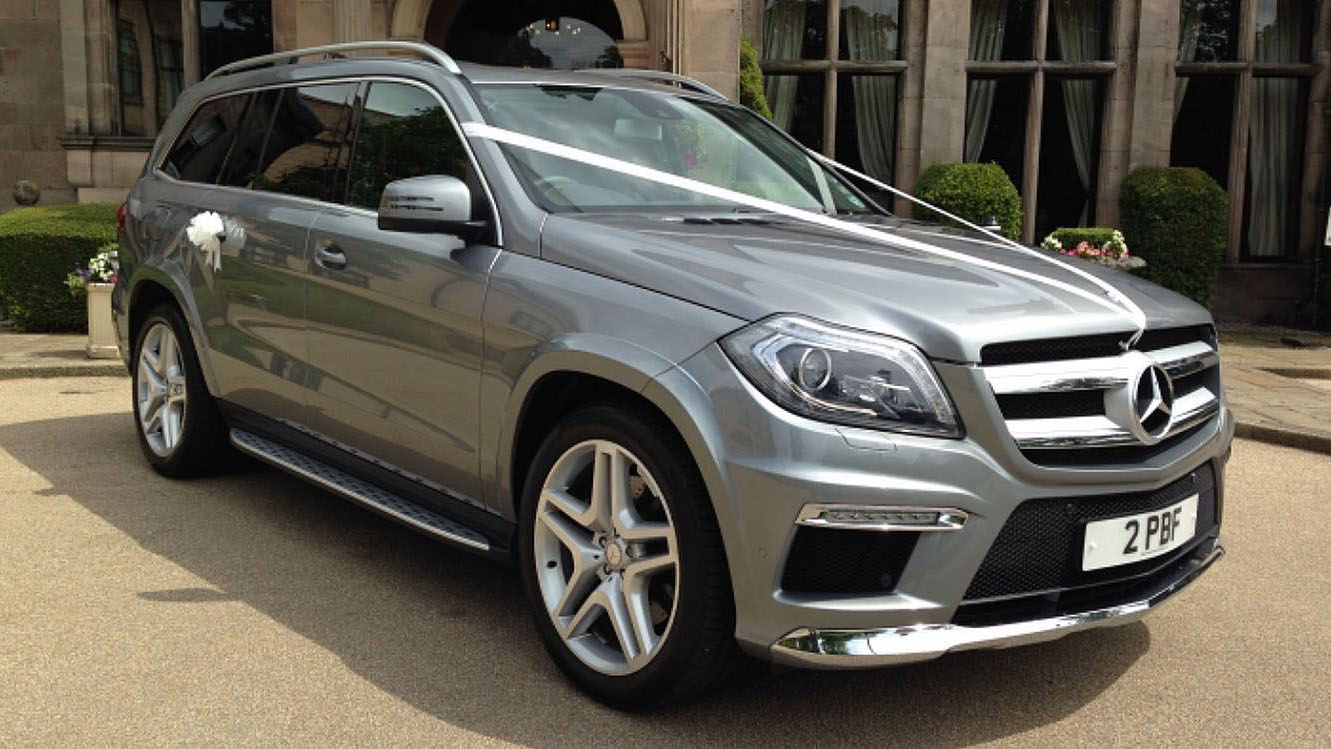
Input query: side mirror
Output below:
<box><xmin>377</xmin><ymin>175</ymin><xmax>486</xmax><ymax>238</ymax></box>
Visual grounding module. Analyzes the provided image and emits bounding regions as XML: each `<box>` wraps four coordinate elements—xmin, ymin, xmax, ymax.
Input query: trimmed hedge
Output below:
<box><xmin>0</xmin><ymin>204</ymin><xmax>118</xmax><ymax>331</ymax></box>
<box><xmin>914</xmin><ymin>163</ymin><xmax>1022</xmax><ymax>241</ymax></box>
<box><xmin>1119</xmin><ymin>167</ymin><xmax>1227</xmax><ymax>305</ymax></box>
<box><xmin>1045</xmin><ymin>227</ymin><xmax>1119</xmax><ymax>249</ymax></box>
<box><xmin>739</xmin><ymin>35</ymin><xmax>773</xmax><ymax>120</ymax></box>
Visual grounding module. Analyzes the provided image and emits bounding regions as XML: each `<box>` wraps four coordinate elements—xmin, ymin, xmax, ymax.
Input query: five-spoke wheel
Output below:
<box><xmin>534</xmin><ymin>439</ymin><xmax>679</xmax><ymax>675</ymax></box>
<box><xmin>136</xmin><ymin>321</ymin><xmax>188</xmax><ymax>457</ymax></box>
<box><xmin>131</xmin><ymin>304</ymin><xmax>228</xmax><ymax>476</ymax></box>
<box><xmin>518</xmin><ymin>404</ymin><xmax>744</xmax><ymax>709</ymax></box>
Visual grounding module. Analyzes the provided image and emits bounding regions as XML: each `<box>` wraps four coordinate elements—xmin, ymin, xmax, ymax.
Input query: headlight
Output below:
<box><xmin>720</xmin><ymin>315</ymin><xmax>961</xmax><ymax>437</ymax></box>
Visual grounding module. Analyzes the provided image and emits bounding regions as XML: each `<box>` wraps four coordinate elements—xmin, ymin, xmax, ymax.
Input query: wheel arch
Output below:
<box><xmin>126</xmin><ymin>271</ymin><xmax>220</xmax><ymax>396</ymax></box>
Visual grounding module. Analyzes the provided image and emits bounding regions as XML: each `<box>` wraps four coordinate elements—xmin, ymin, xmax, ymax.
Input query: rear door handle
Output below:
<box><xmin>314</xmin><ymin>241</ymin><xmax>347</xmax><ymax>271</ymax></box>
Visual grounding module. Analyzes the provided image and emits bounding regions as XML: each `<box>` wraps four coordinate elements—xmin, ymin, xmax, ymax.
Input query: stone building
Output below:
<box><xmin>0</xmin><ymin>0</ymin><xmax>1327</xmax><ymax>322</ymax></box>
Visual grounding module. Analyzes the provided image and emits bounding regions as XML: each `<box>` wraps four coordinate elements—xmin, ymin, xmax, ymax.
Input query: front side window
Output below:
<box><xmin>345</xmin><ymin>83</ymin><xmax>471</xmax><ymax>210</ymax></box>
<box><xmin>476</xmin><ymin>84</ymin><xmax>871</xmax><ymax>214</ymax></box>
<box><xmin>251</xmin><ymin>84</ymin><xmax>358</xmax><ymax>201</ymax></box>
<box><xmin>162</xmin><ymin>93</ymin><xmax>250</xmax><ymax>183</ymax></box>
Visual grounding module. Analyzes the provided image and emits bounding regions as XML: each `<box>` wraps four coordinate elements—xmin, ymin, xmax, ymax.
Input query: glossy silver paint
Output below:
<box><xmin>115</xmin><ymin>55</ymin><xmax>1232</xmax><ymax>671</ymax></box>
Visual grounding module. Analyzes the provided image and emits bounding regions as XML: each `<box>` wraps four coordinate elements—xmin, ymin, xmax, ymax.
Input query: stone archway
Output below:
<box><xmin>391</xmin><ymin>0</ymin><xmax>648</xmax><ymax>63</ymax></box>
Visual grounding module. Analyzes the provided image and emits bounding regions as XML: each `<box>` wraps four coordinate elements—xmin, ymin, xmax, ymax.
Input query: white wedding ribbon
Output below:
<box><xmin>462</xmin><ymin>122</ymin><xmax>1147</xmax><ymax>335</ymax></box>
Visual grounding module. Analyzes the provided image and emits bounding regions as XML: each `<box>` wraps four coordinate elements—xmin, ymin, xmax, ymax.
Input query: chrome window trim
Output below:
<box><xmin>152</xmin><ymin>75</ymin><xmax>504</xmax><ymax>246</ymax></box>
<box><xmin>795</xmin><ymin>504</ymin><xmax>968</xmax><ymax>532</ymax></box>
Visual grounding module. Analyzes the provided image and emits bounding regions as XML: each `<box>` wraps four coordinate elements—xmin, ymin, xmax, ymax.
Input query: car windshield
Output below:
<box><xmin>474</xmin><ymin>84</ymin><xmax>876</xmax><ymax>215</ymax></box>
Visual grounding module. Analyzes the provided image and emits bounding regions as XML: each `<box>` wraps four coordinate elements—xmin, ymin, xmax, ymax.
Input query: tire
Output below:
<box><xmin>517</xmin><ymin>403</ymin><xmax>746</xmax><ymax>709</ymax></box>
<box><xmin>131</xmin><ymin>303</ymin><xmax>229</xmax><ymax>477</ymax></box>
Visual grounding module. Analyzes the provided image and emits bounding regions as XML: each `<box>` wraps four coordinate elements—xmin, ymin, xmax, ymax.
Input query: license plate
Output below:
<box><xmin>1082</xmin><ymin>495</ymin><xmax>1199</xmax><ymax>571</ymax></box>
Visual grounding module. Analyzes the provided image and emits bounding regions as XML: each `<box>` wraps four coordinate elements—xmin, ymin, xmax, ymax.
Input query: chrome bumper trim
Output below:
<box><xmin>770</xmin><ymin>541</ymin><xmax>1222</xmax><ymax>669</ymax></box>
<box><xmin>795</xmin><ymin>504</ymin><xmax>968</xmax><ymax>532</ymax></box>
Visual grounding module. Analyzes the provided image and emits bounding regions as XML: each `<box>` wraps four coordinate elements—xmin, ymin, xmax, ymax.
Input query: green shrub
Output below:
<box><xmin>739</xmin><ymin>35</ymin><xmax>773</xmax><ymax>120</ymax></box>
<box><xmin>1119</xmin><ymin>167</ymin><xmax>1227</xmax><ymax>305</ymax></box>
<box><xmin>0</xmin><ymin>203</ymin><xmax>118</xmax><ymax>331</ymax></box>
<box><xmin>914</xmin><ymin>163</ymin><xmax>1022</xmax><ymax>241</ymax></box>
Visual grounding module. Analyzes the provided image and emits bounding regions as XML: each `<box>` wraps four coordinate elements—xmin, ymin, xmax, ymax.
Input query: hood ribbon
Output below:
<box><xmin>462</xmin><ymin>122</ymin><xmax>1148</xmax><ymax>340</ymax></box>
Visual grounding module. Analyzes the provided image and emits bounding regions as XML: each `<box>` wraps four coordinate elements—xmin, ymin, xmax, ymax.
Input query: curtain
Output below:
<box><xmin>762</xmin><ymin>0</ymin><xmax>807</xmax><ymax>131</ymax></box>
<box><xmin>844</xmin><ymin>0</ymin><xmax>899</xmax><ymax>181</ymax></box>
<box><xmin>1053</xmin><ymin>0</ymin><xmax>1098</xmax><ymax>224</ymax></box>
<box><xmin>965</xmin><ymin>0</ymin><xmax>1007</xmax><ymax>162</ymax></box>
<box><xmin>1248</xmin><ymin>0</ymin><xmax>1302</xmax><ymax>257</ymax></box>
<box><xmin>1175</xmin><ymin>0</ymin><xmax>1206</xmax><ymax>120</ymax></box>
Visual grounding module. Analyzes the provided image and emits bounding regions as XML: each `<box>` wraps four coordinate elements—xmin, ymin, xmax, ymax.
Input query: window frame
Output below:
<box><xmin>963</xmin><ymin>0</ymin><xmax>1123</xmax><ymax>243</ymax></box>
<box><xmin>1173</xmin><ymin>0</ymin><xmax>1325</xmax><ymax>263</ymax></box>
<box><xmin>758</xmin><ymin>0</ymin><xmax>921</xmax><ymax>211</ymax></box>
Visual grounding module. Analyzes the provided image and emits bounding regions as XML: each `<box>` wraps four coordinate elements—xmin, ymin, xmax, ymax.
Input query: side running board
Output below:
<box><xmin>230</xmin><ymin>428</ymin><xmax>490</xmax><ymax>552</ymax></box>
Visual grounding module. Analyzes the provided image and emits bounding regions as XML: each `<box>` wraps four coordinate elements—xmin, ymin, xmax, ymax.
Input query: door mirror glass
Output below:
<box><xmin>378</xmin><ymin>175</ymin><xmax>484</xmax><ymax>237</ymax></box>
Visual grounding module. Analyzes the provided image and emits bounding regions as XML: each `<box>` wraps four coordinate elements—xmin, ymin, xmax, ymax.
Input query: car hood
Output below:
<box><xmin>537</xmin><ymin>212</ymin><xmax>1213</xmax><ymax>362</ymax></box>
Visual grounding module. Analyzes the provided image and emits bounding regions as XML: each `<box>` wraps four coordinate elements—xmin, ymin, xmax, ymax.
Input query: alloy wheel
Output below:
<box><xmin>533</xmin><ymin>439</ymin><xmax>680</xmax><ymax>675</ymax></box>
<box><xmin>136</xmin><ymin>322</ymin><xmax>188</xmax><ymax>457</ymax></box>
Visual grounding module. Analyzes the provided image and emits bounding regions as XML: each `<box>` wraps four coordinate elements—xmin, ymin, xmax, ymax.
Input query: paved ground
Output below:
<box><xmin>1217</xmin><ymin>325</ymin><xmax>1331</xmax><ymax>453</ymax></box>
<box><xmin>0</xmin><ymin>376</ymin><xmax>1328</xmax><ymax>746</ymax></box>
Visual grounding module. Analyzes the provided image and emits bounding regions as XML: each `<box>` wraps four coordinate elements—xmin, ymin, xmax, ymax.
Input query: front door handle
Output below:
<box><xmin>314</xmin><ymin>242</ymin><xmax>347</xmax><ymax>271</ymax></box>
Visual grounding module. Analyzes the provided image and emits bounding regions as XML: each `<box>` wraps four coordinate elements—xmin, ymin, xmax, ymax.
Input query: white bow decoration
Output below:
<box><xmin>185</xmin><ymin>211</ymin><xmax>244</xmax><ymax>273</ymax></box>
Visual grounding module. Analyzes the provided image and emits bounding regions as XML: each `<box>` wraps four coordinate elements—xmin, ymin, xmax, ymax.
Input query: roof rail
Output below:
<box><xmin>577</xmin><ymin>69</ymin><xmax>728</xmax><ymax>100</ymax></box>
<box><xmin>205</xmin><ymin>41</ymin><xmax>462</xmax><ymax>80</ymax></box>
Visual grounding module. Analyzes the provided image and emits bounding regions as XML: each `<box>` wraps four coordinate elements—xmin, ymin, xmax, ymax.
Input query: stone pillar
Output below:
<box><xmin>916</xmin><ymin>0</ymin><xmax>969</xmax><ymax>172</ymax></box>
<box><xmin>60</xmin><ymin>0</ymin><xmax>90</xmax><ymax>134</ymax></box>
<box><xmin>1126</xmin><ymin>0</ymin><xmax>1181</xmax><ymax>171</ymax></box>
<box><xmin>1094</xmin><ymin>0</ymin><xmax>1140</xmax><ymax>229</ymax></box>
<box><xmin>334</xmin><ymin>0</ymin><xmax>373</xmax><ymax>42</ymax></box>
<box><xmin>679</xmin><ymin>0</ymin><xmax>740</xmax><ymax>99</ymax></box>
<box><xmin>84</xmin><ymin>0</ymin><xmax>118</xmax><ymax>135</ymax></box>
<box><xmin>181</xmin><ymin>0</ymin><xmax>200</xmax><ymax>85</ymax></box>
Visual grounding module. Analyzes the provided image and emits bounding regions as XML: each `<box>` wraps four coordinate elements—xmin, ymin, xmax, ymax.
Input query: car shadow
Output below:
<box><xmin>0</xmin><ymin>411</ymin><xmax>1150</xmax><ymax>747</ymax></box>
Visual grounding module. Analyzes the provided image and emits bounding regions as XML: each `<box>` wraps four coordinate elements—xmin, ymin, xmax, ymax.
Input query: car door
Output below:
<box><xmin>200</xmin><ymin>82</ymin><xmax>358</xmax><ymax>424</ymax></box>
<box><xmin>302</xmin><ymin>80</ymin><xmax>499</xmax><ymax>505</ymax></box>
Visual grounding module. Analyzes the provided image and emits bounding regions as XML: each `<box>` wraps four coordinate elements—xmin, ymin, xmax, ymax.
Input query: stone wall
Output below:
<box><xmin>0</xmin><ymin>0</ymin><xmax>76</xmax><ymax>210</ymax></box>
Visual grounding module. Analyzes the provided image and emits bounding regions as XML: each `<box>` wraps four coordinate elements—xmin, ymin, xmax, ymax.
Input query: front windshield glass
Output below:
<box><xmin>474</xmin><ymin>84</ymin><xmax>876</xmax><ymax>214</ymax></box>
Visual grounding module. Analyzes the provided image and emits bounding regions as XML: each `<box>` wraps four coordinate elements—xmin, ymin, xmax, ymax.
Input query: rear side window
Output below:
<box><xmin>252</xmin><ymin>83</ymin><xmax>358</xmax><ymax>201</ymax></box>
<box><xmin>161</xmin><ymin>94</ymin><xmax>249</xmax><ymax>183</ymax></box>
<box><xmin>219</xmin><ymin>89</ymin><xmax>280</xmax><ymax>188</ymax></box>
<box><xmin>345</xmin><ymin>82</ymin><xmax>470</xmax><ymax>210</ymax></box>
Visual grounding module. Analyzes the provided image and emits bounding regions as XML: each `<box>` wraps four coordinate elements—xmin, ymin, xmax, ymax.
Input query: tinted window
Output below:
<box><xmin>345</xmin><ymin>82</ymin><xmax>470</xmax><ymax>210</ymax></box>
<box><xmin>253</xmin><ymin>84</ymin><xmax>358</xmax><ymax>201</ymax></box>
<box><xmin>219</xmin><ymin>89</ymin><xmax>280</xmax><ymax>188</ymax></box>
<box><xmin>162</xmin><ymin>93</ymin><xmax>249</xmax><ymax>183</ymax></box>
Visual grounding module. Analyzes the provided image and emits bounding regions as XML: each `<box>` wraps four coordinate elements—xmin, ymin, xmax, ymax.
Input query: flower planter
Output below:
<box><xmin>85</xmin><ymin>282</ymin><xmax>119</xmax><ymax>359</ymax></box>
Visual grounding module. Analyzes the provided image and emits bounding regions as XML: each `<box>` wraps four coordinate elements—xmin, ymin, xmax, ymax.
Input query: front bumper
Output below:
<box><xmin>648</xmin><ymin>344</ymin><xmax>1234</xmax><ymax>662</ymax></box>
<box><xmin>771</xmin><ymin>538</ymin><xmax>1222</xmax><ymax>668</ymax></box>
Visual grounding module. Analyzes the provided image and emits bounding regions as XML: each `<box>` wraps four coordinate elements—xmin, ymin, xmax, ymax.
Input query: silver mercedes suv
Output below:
<box><xmin>114</xmin><ymin>42</ymin><xmax>1230</xmax><ymax>708</ymax></box>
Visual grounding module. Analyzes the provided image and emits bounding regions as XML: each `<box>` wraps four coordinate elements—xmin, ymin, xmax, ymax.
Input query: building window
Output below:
<box><xmin>117</xmin><ymin>20</ymin><xmax>143</xmax><ymax>105</ymax></box>
<box><xmin>156</xmin><ymin>38</ymin><xmax>184</xmax><ymax>129</ymax></box>
<box><xmin>760</xmin><ymin>0</ymin><xmax>908</xmax><ymax>198</ymax></box>
<box><xmin>199</xmin><ymin>1</ymin><xmax>274</xmax><ymax>77</ymax></box>
<box><xmin>965</xmin><ymin>0</ymin><xmax>1118</xmax><ymax>241</ymax></box>
<box><xmin>1172</xmin><ymin>0</ymin><xmax>1319</xmax><ymax>260</ymax></box>
<box><xmin>116</xmin><ymin>1</ymin><xmax>182</xmax><ymax>137</ymax></box>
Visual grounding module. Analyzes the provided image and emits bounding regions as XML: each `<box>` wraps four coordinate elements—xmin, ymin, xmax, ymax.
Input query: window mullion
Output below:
<box><xmin>1022</xmin><ymin>0</ymin><xmax>1051</xmax><ymax>243</ymax></box>
<box><xmin>824</xmin><ymin>0</ymin><xmax>840</xmax><ymax>157</ymax></box>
